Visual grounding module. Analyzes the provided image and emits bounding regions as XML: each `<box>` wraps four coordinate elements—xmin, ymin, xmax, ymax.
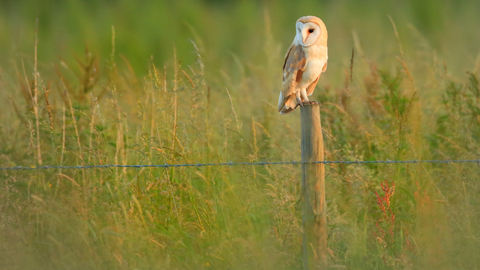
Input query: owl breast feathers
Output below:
<box><xmin>278</xmin><ymin>16</ymin><xmax>328</xmax><ymax>114</ymax></box>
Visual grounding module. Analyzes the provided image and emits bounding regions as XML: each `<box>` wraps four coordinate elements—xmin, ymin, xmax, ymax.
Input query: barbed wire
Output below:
<box><xmin>1</xmin><ymin>159</ymin><xmax>479</xmax><ymax>171</ymax></box>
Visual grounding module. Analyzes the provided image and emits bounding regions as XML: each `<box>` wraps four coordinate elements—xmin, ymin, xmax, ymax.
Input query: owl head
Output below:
<box><xmin>295</xmin><ymin>16</ymin><xmax>328</xmax><ymax>47</ymax></box>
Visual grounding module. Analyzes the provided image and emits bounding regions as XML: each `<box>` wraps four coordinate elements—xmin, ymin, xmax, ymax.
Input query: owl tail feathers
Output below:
<box><xmin>278</xmin><ymin>92</ymin><xmax>297</xmax><ymax>114</ymax></box>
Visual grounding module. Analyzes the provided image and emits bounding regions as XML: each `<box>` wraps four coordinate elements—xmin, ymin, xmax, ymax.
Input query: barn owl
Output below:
<box><xmin>278</xmin><ymin>16</ymin><xmax>328</xmax><ymax>114</ymax></box>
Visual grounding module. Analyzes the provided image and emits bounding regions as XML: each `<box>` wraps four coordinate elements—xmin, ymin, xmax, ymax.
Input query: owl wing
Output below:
<box><xmin>282</xmin><ymin>44</ymin><xmax>307</xmax><ymax>96</ymax></box>
<box><xmin>306</xmin><ymin>62</ymin><xmax>327</xmax><ymax>96</ymax></box>
<box><xmin>278</xmin><ymin>44</ymin><xmax>307</xmax><ymax>112</ymax></box>
<box><xmin>306</xmin><ymin>75</ymin><xmax>320</xmax><ymax>96</ymax></box>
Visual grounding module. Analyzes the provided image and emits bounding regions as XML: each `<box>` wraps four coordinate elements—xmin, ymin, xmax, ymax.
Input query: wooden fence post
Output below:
<box><xmin>300</xmin><ymin>103</ymin><xmax>327</xmax><ymax>269</ymax></box>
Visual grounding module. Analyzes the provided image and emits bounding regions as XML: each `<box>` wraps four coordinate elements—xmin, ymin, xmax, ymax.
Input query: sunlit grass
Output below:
<box><xmin>1</xmin><ymin>1</ymin><xmax>480</xmax><ymax>269</ymax></box>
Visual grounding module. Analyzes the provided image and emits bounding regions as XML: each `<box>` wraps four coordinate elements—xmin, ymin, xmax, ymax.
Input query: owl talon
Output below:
<box><xmin>294</xmin><ymin>101</ymin><xmax>322</xmax><ymax>109</ymax></box>
<box><xmin>308</xmin><ymin>101</ymin><xmax>322</xmax><ymax>106</ymax></box>
<box><xmin>294</xmin><ymin>102</ymin><xmax>304</xmax><ymax>109</ymax></box>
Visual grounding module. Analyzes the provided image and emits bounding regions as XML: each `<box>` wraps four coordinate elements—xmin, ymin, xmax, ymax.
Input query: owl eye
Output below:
<box><xmin>308</xmin><ymin>29</ymin><xmax>314</xmax><ymax>33</ymax></box>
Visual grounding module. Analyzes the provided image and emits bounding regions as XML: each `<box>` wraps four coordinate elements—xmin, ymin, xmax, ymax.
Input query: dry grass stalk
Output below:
<box><xmin>43</xmin><ymin>84</ymin><xmax>54</xmax><ymax>130</ymax></box>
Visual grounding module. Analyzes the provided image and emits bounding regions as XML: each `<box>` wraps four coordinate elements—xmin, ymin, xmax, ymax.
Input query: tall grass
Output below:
<box><xmin>1</xmin><ymin>0</ymin><xmax>480</xmax><ymax>269</ymax></box>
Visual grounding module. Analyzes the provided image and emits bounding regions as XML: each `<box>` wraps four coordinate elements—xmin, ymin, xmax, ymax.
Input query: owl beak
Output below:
<box><xmin>301</xmin><ymin>28</ymin><xmax>308</xmax><ymax>43</ymax></box>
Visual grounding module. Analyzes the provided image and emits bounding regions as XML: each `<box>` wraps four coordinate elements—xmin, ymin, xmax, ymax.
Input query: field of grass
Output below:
<box><xmin>1</xmin><ymin>0</ymin><xmax>480</xmax><ymax>269</ymax></box>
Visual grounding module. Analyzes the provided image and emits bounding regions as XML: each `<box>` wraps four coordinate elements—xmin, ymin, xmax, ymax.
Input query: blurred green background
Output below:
<box><xmin>1</xmin><ymin>0</ymin><xmax>479</xmax><ymax>79</ymax></box>
<box><xmin>1</xmin><ymin>0</ymin><xmax>480</xmax><ymax>269</ymax></box>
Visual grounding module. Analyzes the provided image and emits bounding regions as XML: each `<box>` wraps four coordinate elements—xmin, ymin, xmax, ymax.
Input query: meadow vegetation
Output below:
<box><xmin>0</xmin><ymin>0</ymin><xmax>479</xmax><ymax>269</ymax></box>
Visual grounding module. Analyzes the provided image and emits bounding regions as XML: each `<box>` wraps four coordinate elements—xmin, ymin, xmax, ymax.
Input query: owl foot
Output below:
<box><xmin>294</xmin><ymin>101</ymin><xmax>321</xmax><ymax>109</ymax></box>
<box><xmin>296</xmin><ymin>97</ymin><xmax>303</xmax><ymax>107</ymax></box>
<box><xmin>305</xmin><ymin>101</ymin><xmax>321</xmax><ymax>106</ymax></box>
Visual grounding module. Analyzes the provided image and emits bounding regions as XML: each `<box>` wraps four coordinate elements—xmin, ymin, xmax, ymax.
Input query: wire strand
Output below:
<box><xmin>1</xmin><ymin>159</ymin><xmax>479</xmax><ymax>170</ymax></box>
